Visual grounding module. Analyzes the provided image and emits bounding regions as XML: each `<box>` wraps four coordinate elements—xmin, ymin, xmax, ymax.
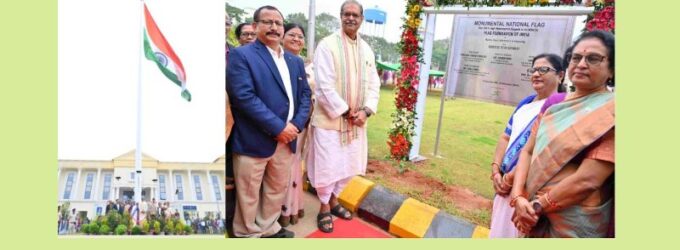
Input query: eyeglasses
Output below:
<box><xmin>240</xmin><ymin>32</ymin><xmax>257</xmax><ymax>38</ymax></box>
<box><xmin>342</xmin><ymin>12</ymin><xmax>362</xmax><ymax>19</ymax></box>
<box><xmin>528</xmin><ymin>66</ymin><xmax>556</xmax><ymax>75</ymax></box>
<box><xmin>257</xmin><ymin>19</ymin><xmax>283</xmax><ymax>28</ymax></box>
<box><xmin>285</xmin><ymin>33</ymin><xmax>305</xmax><ymax>40</ymax></box>
<box><xmin>570</xmin><ymin>53</ymin><xmax>607</xmax><ymax>66</ymax></box>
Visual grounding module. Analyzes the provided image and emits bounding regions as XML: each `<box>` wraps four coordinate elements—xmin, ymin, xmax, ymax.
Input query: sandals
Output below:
<box><xmin>278</xmin><ymin>215</ymin><xmax>290</xmax><ymax>227</ymax></box>
<box><xmin>317</xmin><ymin>212</ymin><xmax>333</xmax><ymax>233</ymax></box>
<box><xmin>330</xmin><ymin>204</ymin><xmax>353</xmax><ymax>220</ymax></box>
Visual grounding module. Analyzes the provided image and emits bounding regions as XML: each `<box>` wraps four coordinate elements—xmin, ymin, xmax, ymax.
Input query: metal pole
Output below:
<box><xmin>134</xmin><ymin>0</ymin><xmax>145</xmax><ymax>204</ymax></box>
<box><xmin>422</xmin><ymin>6</ymin><xmax>594</xmax><ymax>15</ymax></box>
<box><xmin>433</xmin><ymin>14</ymin><xmax>457</xmax><ymax>157</ymax></box>
<box><xmin>408</xmin><ymin>13</ymin><xmax>436</xmax><ymax>162</ymax></box>
<box><xmin>307</xmin><ymin>0</ymin><xmax>316</xmax><ymax>59</ymax></box>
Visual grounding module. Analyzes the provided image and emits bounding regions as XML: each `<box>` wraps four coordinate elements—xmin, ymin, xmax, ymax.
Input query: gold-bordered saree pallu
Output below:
<box><xmin>525</xmin><ymin>92</ymin><xmax>615</xmax><ymax>238</ymax></box>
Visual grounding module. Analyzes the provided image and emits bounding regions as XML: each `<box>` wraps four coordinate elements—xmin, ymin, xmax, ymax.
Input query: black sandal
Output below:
<box><xmin>317</xmin><ymin>212</ymin><xmax>333</xmax><ymax>233</ymax></box>
<box><xmin>330</xmin><ymin>204</ymin><xmax>353</xmax><ymax>220</ymax></box>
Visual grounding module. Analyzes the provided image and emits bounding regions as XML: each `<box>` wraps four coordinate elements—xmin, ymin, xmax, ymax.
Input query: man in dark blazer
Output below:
<box><xmin>226</xmin><ymin>5</ymin><xmax>311</xmax><ymax>238</ymax></box>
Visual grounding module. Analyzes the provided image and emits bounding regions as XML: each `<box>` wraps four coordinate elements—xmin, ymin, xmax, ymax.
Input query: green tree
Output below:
<box><xmin>431</xmin><ymin>38</ymin><xmax>451</xmax><ymax>70</ymax></box>
<box><xmin>226</xmin><ymin>3</ymin><xmax>247</xmax><ymax>46</ymax></box>
<box><xmin>363</xmin><ymin>35</ymin><xmax>399</xmax><ymax>63</ymax></box>
<box><xmin>315</xmin><ymin>13</ymin><xmax>339</xmax><ymax>44</ymax></box>
<box><xmin>225</xmin><ymin>3</ymin><xmax>247</xmax><ymax>24</ymax></box>
<box><xmin>286</xmin><ymin>13</ymin><xmax>308</xmax><ymax>31</ymax></box>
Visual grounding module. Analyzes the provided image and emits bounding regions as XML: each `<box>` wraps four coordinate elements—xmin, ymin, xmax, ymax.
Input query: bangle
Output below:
<box><xmin>502</xmin><ymin>174</ymin><xmax>512</xmax><ymax>186</ymax></box>
<box><xmin>491</xmin><ymin>162</ymin><xmax>501</xmax><ymax>175</ymax></box>
<box><xmin>510</xmin><ymin>195</ymin><xmax>525</xmax><ymax>208</ymax></box>
<box><xmin>544</xmin><ymin>191</ymin><xmax>561</xmax><ymax>210</ymax></box>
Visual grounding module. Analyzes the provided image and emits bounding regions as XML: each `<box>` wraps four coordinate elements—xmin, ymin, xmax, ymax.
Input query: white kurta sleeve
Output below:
<box><xmin>364</xmin><ymin>48</ymin><xmax>381</xmax><ymax>114</ymax></box>
<box><xmin>313</xmin><ymin>42</ymin><xmax>348</xmax><ymax>119</ymax></box>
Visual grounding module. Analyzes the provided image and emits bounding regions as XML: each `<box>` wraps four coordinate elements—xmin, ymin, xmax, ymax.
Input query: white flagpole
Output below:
<box><xmin>134</xmin><ymin>0</ymin><xmax>145</xmax><ymax>205</ymax></box>
<box><xmin>307</xmin><ymin>0</ymin><xmax>316</xmax><ymax>59</ymax></box>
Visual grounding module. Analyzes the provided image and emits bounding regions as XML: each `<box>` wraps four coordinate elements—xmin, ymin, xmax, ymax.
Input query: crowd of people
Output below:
<box><xmin>225</xmin><ymin>0</ymin><xmax>615</xmax><ymax>238</ymax></box>
<box><xmin>58</xmin><ymin>198</ymin><xmax>225</xmax><ymax>235</ymax></box>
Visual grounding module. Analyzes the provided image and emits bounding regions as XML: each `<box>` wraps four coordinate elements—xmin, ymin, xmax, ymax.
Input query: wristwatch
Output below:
<box><xmin>361</xmin><ymin>107</ymin><xmax>373</xmax><ymax>117</ymax></box>
<box><xmin>531</xmin><ymin>200</ymin><xmax>543</xmax><ymax>215</ymax></box>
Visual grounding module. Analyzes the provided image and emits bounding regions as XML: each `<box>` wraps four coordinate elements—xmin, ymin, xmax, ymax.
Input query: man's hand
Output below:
<box><xmin>275</xmin><ymin>123</ymin><xmax>299</xmax><ymax>144</ymax></box>
<box><xmin>351</xmin><ymin>110</ymin><xmax>368</xmax><ymax>127</ymax></box>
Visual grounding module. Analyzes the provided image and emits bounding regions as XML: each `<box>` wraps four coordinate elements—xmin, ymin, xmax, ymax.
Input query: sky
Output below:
<box><xmin>58</xmin><ymin>0</ymin><xmax>224</xmax><ymax>163</ymax></box>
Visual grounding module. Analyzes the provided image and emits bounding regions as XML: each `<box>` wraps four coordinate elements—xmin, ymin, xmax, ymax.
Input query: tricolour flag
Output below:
<box><xmin>143</xmin><ymin>3</ymin><xmax>191</xmax><ymax>102</ymax></box>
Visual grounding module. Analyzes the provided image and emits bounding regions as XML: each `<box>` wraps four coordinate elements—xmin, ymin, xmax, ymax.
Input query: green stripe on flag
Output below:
<box><xmin>143</xmin><ymin>32</ymin><xmax>191</xmax><ymax>102</ymax></box>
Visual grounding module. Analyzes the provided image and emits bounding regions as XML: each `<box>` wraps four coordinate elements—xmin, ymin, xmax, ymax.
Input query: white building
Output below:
<box><xmin>57</xmin><ymin>150</ymin><xmax>225</xmax><ymax>221</ymax></box>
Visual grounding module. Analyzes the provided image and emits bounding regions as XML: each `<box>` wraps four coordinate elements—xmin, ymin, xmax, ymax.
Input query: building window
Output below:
<box><xmin>175</xmin><ymin>175</ymin><xmax>184</xmax><ymax>200</ymax></box>
<box><xmin>159</xmin><ymin>174</ymin><xmax>167</xmax><ymax>200</ymax></box>
<box><xmin>102</xmin><ymin>173</ymin><xmax>112</xmax><ymax>200</ymax></box>
<box><xmin>211</xmin><ymin>175</ymin><xmax>222</xmax><ymax>201</ymax></box>
<box><xmin>84</xmin><ymin>173</ymin><xmax>94</xmax><ymax>200</ymax></box>
<box><xmin>193</xmin><ymin>175</ymin><xmax>203</xmax><ymax>201</ymax></box>
<box><xmin>63</xmin><ymin>172</ymin><xmax>76</xmax><ymax>200</ymax></box>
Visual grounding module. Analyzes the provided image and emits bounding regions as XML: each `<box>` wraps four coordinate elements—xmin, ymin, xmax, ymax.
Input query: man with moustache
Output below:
<box><xmin>307</xmin><ymin>0</ymin><xmax>381</xmax><ymax>233</ymax></box>
<box><xmin>226</xmin><ymin>5</ymin><xmax>312</xmax><ymax>238</ymax></box>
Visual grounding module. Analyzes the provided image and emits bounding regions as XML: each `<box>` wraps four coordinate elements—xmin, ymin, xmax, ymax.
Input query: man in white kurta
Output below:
<box><xmin>308</xmin><ymin>0</ymin><xmax>380</xmax><ymax>233</ymax></box>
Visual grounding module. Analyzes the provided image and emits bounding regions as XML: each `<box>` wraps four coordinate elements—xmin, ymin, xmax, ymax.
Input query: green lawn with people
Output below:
<box><xmin>365</xmin><ymin>87</ymin><xmax>515</xmax><ymax>226</ymax></box>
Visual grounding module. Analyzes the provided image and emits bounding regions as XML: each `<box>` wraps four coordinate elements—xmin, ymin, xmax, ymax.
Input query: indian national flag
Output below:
<box><xmin>143</xmin><ymin>3</ymin><xmax>191</xmax><ymax>102</ymax></box>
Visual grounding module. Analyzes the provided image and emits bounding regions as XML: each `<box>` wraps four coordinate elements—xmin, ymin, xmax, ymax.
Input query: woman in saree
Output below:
<box><xmin>489</xmin><ymin>53</ymin><xmax>564</xmax><ymax>238</ymax></box>
<box><xmin>509</xmin><ymin>30</ymin><xmax>615</xmax><ymax>238</ymax></box>
<box><xmin>278</xmin><ymin>23</ymin><xmax>315</xmax><ymax>227</ymax></box>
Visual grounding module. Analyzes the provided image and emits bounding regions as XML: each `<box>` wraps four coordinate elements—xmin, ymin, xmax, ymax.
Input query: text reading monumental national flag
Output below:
<box><xmin>143</xmin><ymin>3</ymin><xmax>191</xmax><ymax>102</ymax></box>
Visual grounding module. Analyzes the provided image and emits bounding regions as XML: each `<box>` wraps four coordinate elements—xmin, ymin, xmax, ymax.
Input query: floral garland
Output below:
<box><xmin>584</xmin><ymin>0</ymin><xmax>614</xmax><ymax>33</ymax></box>
<box><xmin>387</xmin><ymin>0</ymin><xmax>430</xmax><ymax>164</ymax></box>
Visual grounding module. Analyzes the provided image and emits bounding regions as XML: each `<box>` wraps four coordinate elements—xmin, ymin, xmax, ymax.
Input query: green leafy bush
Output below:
<box><xmin>164</xmin><ymin>220</ymin><xmax>175</xmax><ymax>235</ymax></box>
<box><xmin>153</xmin><ymin>221</ymin><xmax>161</xmax><ymax>234</ymax></box>
<box><xmin>115</xmin><ymin>224</ymin><xmax>127</xmax><ymax>235</ymax></box>
<box><xmin>99</xmin><ymin>224</ymin><xmax>111</xmax><ymax>235</ymax></box>
<box><xmin>131</xmin><ymin>225</ymin><xmax>142</xmax><ymax>235</ymax></box>
<box><xmin>81</xmin><ymin>224</ymin><xmax>90</xmax><ymax>234</ymax></box>
<box><xmin>175</xmin><ymin>222</ymin><xmax>185</xmax><ymax>235</ymax></box>
<box><xmin>106</xmin><ymin>210</ymin><xmax>121</xmax><ymax>229</ymax></box>
<box><xmin>141</xmin><ymin>220</ymin><xmax>150</xmax><ymax>234</ymax></box>
<box><xmin>89</xmin><ymin>223</ymin><xmax>100</xmax><ymax>235</ymax></box>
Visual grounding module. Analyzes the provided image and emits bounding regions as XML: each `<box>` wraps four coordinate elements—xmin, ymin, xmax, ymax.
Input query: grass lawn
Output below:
<box><xmin>365</xmin><ymin>87</ymin><xmax>515</xmax><ymax>226</ymax></box>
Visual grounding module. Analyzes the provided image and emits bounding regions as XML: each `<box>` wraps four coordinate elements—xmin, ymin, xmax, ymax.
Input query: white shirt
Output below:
<box><xmin>266</xmin><ymin>45</ymin><xmax>294</xmax><ymax>122</ymax></box>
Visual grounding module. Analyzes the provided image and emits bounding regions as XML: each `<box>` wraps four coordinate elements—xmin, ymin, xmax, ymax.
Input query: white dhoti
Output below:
<box><xmin>308</xmin><ymin>32</ymin><xmax>380</xmax><ymax>205</ymax></box>
<box><xmin>307</xmin><ymin>126</ymin><xmax>367</xmax><ymax>203</ymax></box>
